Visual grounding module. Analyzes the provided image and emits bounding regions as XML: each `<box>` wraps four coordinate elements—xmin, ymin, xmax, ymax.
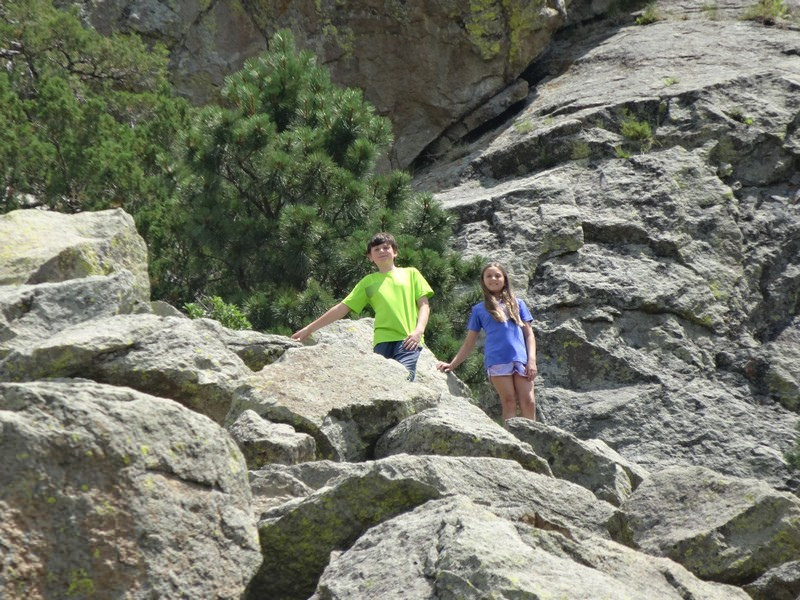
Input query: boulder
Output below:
<box><xmin>0</xmin><ymin>379</ymin><xmax>261</xmax><ymax>599</ymax></box>
<box><xmin>0</xmin><ymin>271</ymin><xmax>145</xmax><ymax>359</ymax></box>
<box><xmin>228</xmin><ymin>409</ymin><xmax>315</xmax><ymax>468</ymax></box>
<box><xmin>229</xmin><ymin>318</ymin><xmax>466</xmax><ymax>461</ymax></box>
<box><xmin>312</xmin><ymin>495</ymin><xmax>749</xmax><ymax>600</ymax></box>
<box><xmin>743</xmin><ymin>560</ymin><xmax>800</xmax><ymax>600</ymax></box>
<box><xmin>253</xmin><ymin>454</ymin><xmax>628</xmax><ymax>543</ymax></box>
<box><xmin>0</xmin><ymin>314</ymin><xmax>254</xmax><ymax>424</ymax></box>
<box><xmin>375</xmin><ymin>398</ymin><xmax>552</xmax><ymax>475</ymax></box>
<box><xmin>193</xmin><ymin>317</ymin><xmax>300</xmax><ymax>371</ymax></box>
<box><xmin>249</xmin><ymin>454</ymin><xmax>629</xmax><ymax>598</ymax></box>
<box><xmin>0</xmin><ymin>208</ymin><xmax>149</xmax><ymax>302</ymax></box>
<box><xmin>622</xmin><ymin>465</ymin><xmax>800</xmax><ymax>584</ymax></box>
<box><xmin>506</xmin><ymin>418</ymin><xmax>648</xmax><ymax>505</ymax></box>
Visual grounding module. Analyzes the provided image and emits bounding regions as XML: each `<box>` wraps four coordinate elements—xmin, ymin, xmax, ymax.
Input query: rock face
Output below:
<box><xmin>6</xmin><ymin>1</ymin><xmax>800</xmax><ymax>597</ymax></box>
<box><xmin>0</xmin><ymin>379</ymin><xmax>261</xmax><ymax>599</ymax></box>
<box><xmin>418</xmin><ymin>3</ymin><xmax>800</xmax><ymax>491</ymax></box>
<box><xmin>80</xmin><ymin>0</ymin><xmax>593</xmax><ymax>168</ymax></box>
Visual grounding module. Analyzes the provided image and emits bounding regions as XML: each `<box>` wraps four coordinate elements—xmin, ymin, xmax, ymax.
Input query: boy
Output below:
<box><xmin>291</xmin><ymin>232</ymin><xmax>433</xmax><ymax>381</ymax></box>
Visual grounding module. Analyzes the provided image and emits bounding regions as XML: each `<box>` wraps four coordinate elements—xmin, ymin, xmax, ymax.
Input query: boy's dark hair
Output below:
<box><xmin>366</xmin><ymin>232</ymin><xmax>398</xmax><ymax>254</ymax></box>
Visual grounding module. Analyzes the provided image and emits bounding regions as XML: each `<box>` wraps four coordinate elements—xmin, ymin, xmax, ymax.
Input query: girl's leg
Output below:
<box><xmin>513</xmin><ymin>373</ymin><xmax>536</xmax><ymax>421</ymax></box>
<box><xmin>490</xmin><ymin>375</ymin><xmax>517</xmax><ymax>421</ymax></box>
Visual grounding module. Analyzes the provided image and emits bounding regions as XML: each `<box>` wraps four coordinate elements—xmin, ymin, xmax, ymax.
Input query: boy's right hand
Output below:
<box><xmin>291</xmin><ymin>327</ymin><xmax>311</xmax><ymax>342</ymax></box>
<box><xmin>436</xmin><ymin>361</ymin><xmax>453</xmax><ymax>373</ymax></box>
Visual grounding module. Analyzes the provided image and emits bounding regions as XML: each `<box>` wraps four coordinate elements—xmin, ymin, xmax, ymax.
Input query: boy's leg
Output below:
<box><xmin>513</xmin><ymin>373</ymin><xmax>536</xmax><ymax>421</ymax></box>
<box><xmin>490</xmin><ymin>375</ymin><xmax>517</xmax><ymax>421</ymax></box>
<box><xmin>373</xmin><ymin>341</ymin><xmax>422</xmax><ymax>381</ymax></box>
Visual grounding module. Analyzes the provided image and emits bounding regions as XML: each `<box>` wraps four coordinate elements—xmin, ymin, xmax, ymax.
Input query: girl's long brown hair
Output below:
<box><xmin>481</xmin><ymin>263</ymin><xmax>523</xmax><ymax>326</ymax></box>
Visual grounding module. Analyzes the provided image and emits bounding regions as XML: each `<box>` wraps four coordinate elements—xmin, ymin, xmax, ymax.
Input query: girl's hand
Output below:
<box><xmin>526</xmin><ymin>362</ymin><xmax>538</xmax><ymax>381</ymax></box>
<box><xmin>437</xmin><ymin>361</ymin><xmax>453</xmax><ymax>373</ymax></box>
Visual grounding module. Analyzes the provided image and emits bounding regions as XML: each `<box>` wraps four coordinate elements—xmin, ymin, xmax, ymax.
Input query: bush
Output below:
<box><xmin>184</xmin><ymin>296</ymin><xmax>252</xmax><ymax>330</ymax></box>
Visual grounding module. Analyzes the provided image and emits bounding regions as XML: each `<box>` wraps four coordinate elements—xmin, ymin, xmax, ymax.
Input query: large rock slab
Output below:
<box><xmin>0</xmin><ymin>271</ymin><xmax>145</xmax><ymax>359</ymax></box>
<box><xmin>507</xmin><ymin>418</ymin><xmax>648</xmax><ymax>505</ymax></box>
<box><xmin>0</xmin><ymin>379</ymin><xmax>261</xmax><ymax>599</ymax></box>
<box><xmin>230</xmin><ymin>318</ymin><xmax>466</xmax><ymax>461</ymax></box>
<box><xmin>623</xmin><ymin>465</ymin><xmax>800</xmax><ymax>585</ymax></box>
<box><xmin>0</xmin><ymin>208</ymin><xmax>150</xmax><ymax>301</ymax></box>
<box><xmin>0</xmin><ymin>314</ymin><xmax>254</xmax><ymax>424</ymax></box>
<box><xmin>375</xmin><ymin>397</ymin><xmax>552</xmax><ymax>475</ymax></box>
<box><xmin>419</xmin><ymin>11</ymin><xmax>800</xmax><ymax>489</ymax></box>
<box><xmin>312</xmin><ymin>495</ymin><xmax>749</xmax><ymax>600</ymax></box>
<box><xmin>249</xmin><ymin>454</ymin><xmax>629</xmax><ymax>598</ymax></box>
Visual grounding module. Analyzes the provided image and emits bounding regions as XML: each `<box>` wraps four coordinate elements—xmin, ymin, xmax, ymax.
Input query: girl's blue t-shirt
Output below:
<box><xmin>467</xmin><ymin>299</ymin><xmax>533</xmax><ymax>369</ymax></box>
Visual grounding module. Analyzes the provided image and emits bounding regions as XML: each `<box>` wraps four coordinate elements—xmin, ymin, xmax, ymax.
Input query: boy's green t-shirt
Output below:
<box><xmin>342</xmin><ymin>267</ymin><xmax>434</xmax><ymax>346</ymax></box>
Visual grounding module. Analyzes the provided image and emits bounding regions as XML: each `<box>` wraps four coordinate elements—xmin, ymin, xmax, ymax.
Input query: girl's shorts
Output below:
<box><xmin>487</xmin><ymin>361</ymin><xmax>527</xmax><ymax>378</ymax></box>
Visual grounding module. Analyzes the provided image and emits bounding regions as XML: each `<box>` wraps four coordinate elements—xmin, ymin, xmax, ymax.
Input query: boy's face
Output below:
<box><xmin>368</xmin><ymin>242</ymin><xmax>397</xmax><ymax>270</ymax></box>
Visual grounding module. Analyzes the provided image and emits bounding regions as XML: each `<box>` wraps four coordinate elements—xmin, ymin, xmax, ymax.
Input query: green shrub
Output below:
<box><xmin>635</xmin><ymin>3</ymin><xmax>663</xmax><ymax>25</ymax></box>
<box><xmin>184</xmin><ymin>296</ymin><xmax>252</xmax><ymax>330</ymax></box>
<box><xmin>620</xmin><ymin>115</ymin><xmax>653</xmax><ymax>141</ymax></box>
<box><xmin>742</xmin><ymin>0</ymin><xmax>789</xmax><ymax>24</ymax></box>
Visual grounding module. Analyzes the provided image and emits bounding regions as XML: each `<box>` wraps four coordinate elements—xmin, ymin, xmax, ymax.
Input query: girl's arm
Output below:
<box><xmin>292</xmin><ymin>302</ymin><xmax>351</xmax><ymax>341</ymax></box>
<box><xmin>402</xmin><ymin>296</ymin><xmax>430</xmax><ymax>350</ymax></box>
<box><xmin>523</xmin><ymin>322</ymin><xmax>538</xmax><ymax>380</ymax></box>
<box><xmin>437</xmin><ymin>329</ymin><xmax>479</xmax><ymax>372</ymax></box>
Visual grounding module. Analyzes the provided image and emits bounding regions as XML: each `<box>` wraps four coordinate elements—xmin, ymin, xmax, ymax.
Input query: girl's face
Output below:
<box><xmin>483</xmin><ymin>266</ymin><xmax>505</xmax><ymax>294</ymax></box>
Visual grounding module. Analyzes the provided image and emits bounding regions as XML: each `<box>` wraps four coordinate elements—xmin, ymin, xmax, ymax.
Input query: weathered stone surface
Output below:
<box><xmin>228</xmin><ymin>409</ymin><xmax>315</xmax><ymax>468</ymax></box>
<box><xmin>375</xmin><ymin>398</ymin><xmax>552</xmax><ymax>475</ymax></box>
<box><xmin>0</xmin><ymin>271</ymin><xmax>145</xmax><ymax>359</ymax></box>
<box><xmin>623</xmin><ymin>466</ymin><xmax>800</xmax><ymax>585</ymax></box>
<box><xmin>229</xmin><ymin>318</ymin><xmax>466</xmax><ymax>461</ymax></box>
<box><xmin>743</xmin><ymin>560</ymin><xmax>800</xmax><ymax>600</ymax></box>
<box><xmin>253</xmin><ymin>454</ymin><xmax>628</xmax><ymax>543</ymax></box>
<box><xmin>306</xmin><ymin>317</ymin><xmax>471</xmax><ymax>399</ymax></box>
<box><xmin>0</xmin><ymin>379</ymin><xmax>261</xmax><ymax>599</ymax></box>
<box><xmin>0</xmin><ymin>314</ymin><xmax>253</xmax><ymax>424</ymax></box>
<box><xmin>250</xmin><ymin>454</ymin><xmax>629</xmax><ymax>598</ymax></box>
<box><xmin>193</xmin><ymin>317</ymin><xmax>300</xmax><ymax>371</ymax></box>
<box><xmin>418</xmin><ymin>9</ymin><xmax>800</xmax><ymax>489</ymax></box>
<box><xmin>507</xmin><ymin>418</ymin><xmax>647</xmax><ymax>505</ymax></box>
<box><xmin>248</xmin><ymin>468</ymin><xmax>441</xmax><ymax>600</ymax></box>
<box><xmin>312</xmin><ymin>495</ymin><xmax>749</xmax><ymax>600</ymax></box>
<box><xmin>0</xmin><ymin>208</ymin><xmax>150</xmax><ymax>301</ymax></box>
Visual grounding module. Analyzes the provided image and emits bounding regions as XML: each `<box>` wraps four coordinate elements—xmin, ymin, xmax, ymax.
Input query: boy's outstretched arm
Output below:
<box><xmin>437</xmin><ymin>329</ymin><xmax>479</xmax><ymax>372</ymax></box>
<box><xmin>402</xmin><ymin>296</ymin><xmax>430</xmax><ymax>350</ymax></box>
<box><xmin>292</xmin><ymin>302</ymin><xmax>351</xmax><ymax>342</ymax></box>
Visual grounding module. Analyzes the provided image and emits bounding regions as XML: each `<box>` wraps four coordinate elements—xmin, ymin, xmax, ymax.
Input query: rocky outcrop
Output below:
<box><xmin>418</xmin><ymin>3</ymin><xmax>800</xmax><ymax>491</ymax></box>
<box><xmin>623</xmin><ymin>465</ymin><xmax>800</xmax><ymax>585</ymax></box>
<box><xmin>80</xmin><ymin>0</ymin><xmax>604</xmax><ymax>168</ymax></box>
<box><xmin>229</xmin><ymin>318</ymin><xmax>470</xmax><ymax>461</ymax></box>
<box><xmin>311</xmin><ymin>495</ymin><xmax>748</xmax><ymax>600</ymax></box>
<box><xmin>0</xmin><ymin>379</ymin><xmax>261</xmax><ymax>599</ymax></box>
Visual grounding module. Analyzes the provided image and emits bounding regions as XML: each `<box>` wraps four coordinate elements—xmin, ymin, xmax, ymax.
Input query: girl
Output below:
<box><xmin>437</xmin><ymin>263</ymin><xmax>538</xmax><ymax>422</ymax></box>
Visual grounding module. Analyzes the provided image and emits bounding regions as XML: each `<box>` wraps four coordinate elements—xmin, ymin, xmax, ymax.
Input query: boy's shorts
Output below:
<box><xmin>373</xmin><ymin>341</ymin><xmax>422</xmax><ymax>381</ymax></box>
<box><xmin>487</xmin><ymin>361</ymin><xmax>527</xmax><ymax>378</ymax></box>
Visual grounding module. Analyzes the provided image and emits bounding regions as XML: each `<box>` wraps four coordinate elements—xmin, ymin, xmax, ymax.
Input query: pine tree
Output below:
<box><xmin>0</xmin><ymin>0</ymin><xmax>188</xmax><ymax>214</ymax></box>
<box><xmin>153</xmin><ymin>30</ymin><xmax>484</xmax><ymax>379</ymax></box>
